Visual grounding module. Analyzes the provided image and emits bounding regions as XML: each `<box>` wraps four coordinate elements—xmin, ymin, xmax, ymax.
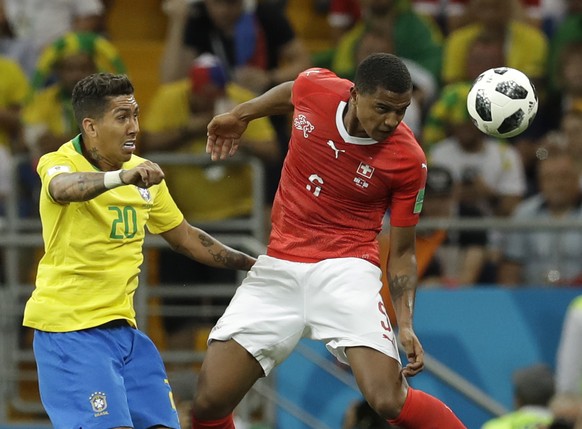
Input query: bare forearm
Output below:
<box><xmin>388</xmin><ymin>256</ymin><xmax>418</xmax><ymax>328</ymax></box>
<box><xmin>232</xmin><ymin>82</ymin><xmax>294</xmax><ymax>122</ymax></box>
<box><xmin>169</xmin><ymin>225</ymin><xmax>256</xmax><ymax>270</ymax></box>
<box><xmin>49</xmin><ymin>172</ymin><xmax>117</xmax><ymax>203</ymax></box>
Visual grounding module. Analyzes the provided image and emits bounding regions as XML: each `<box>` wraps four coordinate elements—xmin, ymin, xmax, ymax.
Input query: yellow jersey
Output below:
<box><xmin>23</xmin><ymin>136</ymin><xmax>184</xmax><ymax>332</ymax></box>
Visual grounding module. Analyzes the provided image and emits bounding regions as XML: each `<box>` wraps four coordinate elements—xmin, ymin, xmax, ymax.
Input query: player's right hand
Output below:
<box><xmin>206</xmin><ymin>112</ymin><xmax>248</xmax><ymax>161</ymax></box>
<box><xmin>121</xmin><ymin>161</ymin><xmax>165</xmax><ymax>188</ymax></box>
<box><xmin>398</xmin><ymin>326</ymin><xmax>425</xmax><ymax>377</ymax></box>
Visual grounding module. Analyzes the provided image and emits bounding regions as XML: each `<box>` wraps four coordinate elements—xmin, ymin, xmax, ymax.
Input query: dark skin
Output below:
<box><xmin>195</xmin><ymin>80</ymin><xmax>423</xmax><ymax>421</ymax></box>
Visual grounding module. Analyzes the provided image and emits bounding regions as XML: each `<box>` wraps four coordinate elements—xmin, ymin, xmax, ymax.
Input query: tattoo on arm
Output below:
<box><xmin>197</xmin><ymin>232</ymin><xmax>254</xmax><ymax>270</ymax></box>
<box><xmin>52</xmin><ymin>172</ymin><xmax>110</xmax><ymax>202</ymax></box>
<box><xmin>388</xmin><ymin>273</ymin><xmax>412</xmax><ymax>301</ymax></box>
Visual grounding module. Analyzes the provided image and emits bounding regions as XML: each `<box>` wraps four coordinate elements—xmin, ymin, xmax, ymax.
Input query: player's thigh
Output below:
<box><xmin>33</xmin><ymin>329</ymin><xmax>134</xmax><ymax>429</ymax></box>
<box><xmin>347</xmin><ymin>346</ymin><xmax>406</xmax><ymax>397</ymax></box>
<box><xmin>124</xmin><ymin>329</ymin><xmax>180</xmax><ymax>429</ymax></box>
<box><xmin>209</xmin><ymin>255</ymin><xmax>306</xmax><ymax>375</ymax></box>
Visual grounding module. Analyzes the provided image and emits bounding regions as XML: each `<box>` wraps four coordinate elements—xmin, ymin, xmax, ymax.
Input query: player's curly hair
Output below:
<box><xmin>354</xmin><ymin>53</ymin><xmax>412</xmax><ymax>95</ymax></box>
<box><xmin>72</xmin><ymin>72</ymin><xmax>134</xmax><ymax>129</ymax></box>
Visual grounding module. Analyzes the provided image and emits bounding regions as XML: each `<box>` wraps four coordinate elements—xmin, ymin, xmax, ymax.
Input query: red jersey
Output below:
<box><xmin>266</xmin><ymin>69</ymin><xmax>427</xmax><ymax>266</ymax></box>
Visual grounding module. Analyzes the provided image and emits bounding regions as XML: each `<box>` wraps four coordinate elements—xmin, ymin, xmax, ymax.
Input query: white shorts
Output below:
<box><xmin>209</xmin><ymin>255</ymin><xmax>400</xmax><ymax>375</ymax></box>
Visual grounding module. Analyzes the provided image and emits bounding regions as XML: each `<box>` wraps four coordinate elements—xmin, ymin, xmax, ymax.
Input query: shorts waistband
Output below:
<box><xmin>97</xmin><ymin>319</ymin><xmax>130</xmax><ymax>329</ymax></box>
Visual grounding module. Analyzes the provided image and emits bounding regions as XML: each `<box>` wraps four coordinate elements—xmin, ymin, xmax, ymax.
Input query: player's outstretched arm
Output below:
<box><xmin>206</xmin><ymin>81</ymin><xmax>294</xmax><ymax>161</ymax></box>
<box><xmin>387</xmin><ymin>225</ymin><xmax>424</xmax><ymax>377</ymax></box>
<box><xmin>49</xmin><ymin>161</ymin><xmax>165</xmax><ymax>203</ymax></box>
<box><xmin>161</xmin><ymin>220</ymin><xmax>257</xmax><ymax>271</ymax></box>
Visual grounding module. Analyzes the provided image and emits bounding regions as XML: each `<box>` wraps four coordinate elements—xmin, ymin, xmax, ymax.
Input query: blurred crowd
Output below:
<box><xmin>2</xmin><ymin>0</ymin><xmax>582</xmax><ymax>285</ymax></box>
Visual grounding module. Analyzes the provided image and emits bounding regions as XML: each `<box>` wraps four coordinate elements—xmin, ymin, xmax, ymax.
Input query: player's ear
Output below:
<box><xmin>349</xmin><ymin>86</ymin><xmax>358</xmax><ymax>105</ymax></box>
<box><xmin>82</xmin><ymin>118</ymin><xmax>97</xmax><ymax>137</ymax></box>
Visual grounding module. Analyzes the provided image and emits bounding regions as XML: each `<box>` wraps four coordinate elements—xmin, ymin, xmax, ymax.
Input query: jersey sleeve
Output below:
<box><xmin>389</xmin><ymin>151</ymin><xmax>427</xmax><ymax>227</ymax></box>
<box><xmin>146</xmin><ymin>178</ymin><xmax>184</xmax><ymax>234</ymax></box>
<box><xmin>37</xmin><ymin>151</ymin><xmax>78</xmax><ymax>204</ymax></box>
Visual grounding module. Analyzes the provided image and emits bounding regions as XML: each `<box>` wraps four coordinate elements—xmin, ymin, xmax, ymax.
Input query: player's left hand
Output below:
<box><xmin>398</xmin><ymin>326</ymin><xmax>425</xmax><ymax>377</ymax></box>
<box><xmin>206</xmin><ymin>112</ymin><xmax>248</xmax><ymax>161</ymax></box>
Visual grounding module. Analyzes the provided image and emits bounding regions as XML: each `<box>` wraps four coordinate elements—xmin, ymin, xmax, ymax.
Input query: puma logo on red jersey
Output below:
<box><xmin>327</xmin><ymin>140</ymin><xmax>345</xmax><ymax>159</ymax></box>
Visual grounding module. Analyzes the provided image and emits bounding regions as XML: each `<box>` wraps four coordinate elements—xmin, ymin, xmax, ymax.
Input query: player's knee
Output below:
<box><xmin>366</xmin><ymin>387</ymin><xmax>407</xmax><ymax>420</ymax></box>
<box><xmin>192</xmin><ymin>390</ymin><xmax>235</xmax><ymax>420</ymax></box>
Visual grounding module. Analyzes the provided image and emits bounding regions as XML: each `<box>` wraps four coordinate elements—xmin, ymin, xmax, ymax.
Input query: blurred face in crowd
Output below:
<box><xmin>360</xmin><ymin>0</ymin><xmax>395</xmax><ymax>17</ymax></box>
<box><xmin>189</xmin><ymin>82</ymin><xmax>225</xmax><ymax>113</ymax></box>
<box><xmin>355</xmin><ymin>32</ymin><xmax>393</xmax><ymax>64</ymax></box>
<box><xmin>562</xmin><ymin>112</ymin><xmax>582</xmax><ymax>160</ymax></box>
<box><xmin>538</xmin><ymin>155</ymin><xmax>581</xmax><ymax>213</ymax></box>
<box><xmin>470</xmin><ymin>0</ymin><xmax>512</xmax><ymax>29</ymax></box>
<box><xmin>56</xmin><ymin>53</ymin><xmax>97</xmax><ymax>95</ymax></box>
<box><xmin>452</xmin><ymin>121</ymin><xmax>484</xmax><ymax>152</ymax></box>
<box><xmin>466</xmin><ymin>38</ymin><xmax>505</xmax><ymax>81</ymax></box>
<box><xmin>205</xmin><ymin>0</ymin><xmax>244</xmax><ymax>35</ymax></box>
<box><xmin>561</xmin><ymin>50</ymin><xmax>582</xmax><ymax>96</ymax></box>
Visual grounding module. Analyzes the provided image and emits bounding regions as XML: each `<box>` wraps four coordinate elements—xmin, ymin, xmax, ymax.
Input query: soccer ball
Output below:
<box><xmin>466</xmin><ymin>67</ymin><xmax>538</xmax><ymax>139</ymax></box>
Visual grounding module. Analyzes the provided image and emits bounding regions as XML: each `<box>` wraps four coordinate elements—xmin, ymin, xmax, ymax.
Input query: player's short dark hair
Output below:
<box><xmin>354</xmin><ymin>53</ymin><xmax>412</xmax><ymax>95</ymax></box>
<box><xmin>72</xmin><ymin>72</ymin><xmax>134</xmax><ymax>129</ymax></box>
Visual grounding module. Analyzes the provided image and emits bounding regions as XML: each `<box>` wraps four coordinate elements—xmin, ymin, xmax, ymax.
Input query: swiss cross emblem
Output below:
<box><xmin>357</xmin><ymin>162</ymin><xmax>374</xmax><ymax>179</ymax></box>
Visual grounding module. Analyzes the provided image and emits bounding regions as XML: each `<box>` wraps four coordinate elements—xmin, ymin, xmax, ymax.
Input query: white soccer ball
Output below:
<box><xmin>466</xmin><ymin>67</ymin><xmax>538</xmax><ymax>139</ymax></box>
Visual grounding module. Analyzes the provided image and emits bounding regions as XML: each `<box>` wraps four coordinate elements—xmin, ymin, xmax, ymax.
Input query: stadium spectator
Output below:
<box><xmin>544</xmin><ymin>41</ymin><xmax>582</xmax><ymax>131</ymax></box>
<box><xmin>140</xmin><ymin>54</ymin><xmax>279</xmax><ymax>349</ymax></box>
<box><xmin>422</xmin><ymin>31</ymin><xmax>504</xmax><ymax>149</ymax></box>
<box><xmin>160</xmin><ymin>0</ymin><xmax>310</xmax><ymax>211</ymax></box>
<box><xmin>441</xmin><ymin>0</ymin><xmax>549</xmax><ymax>86</ymax></box>
<box><xmin>415</xmin><ymin>165</ymin><xmax>488</xmax><ymax>286</ymax></box>
<box><xmin>0</xmin><ymin>54</ymin><xmax>28</xmax><ymax>216</ymax></box>
<box><xmin>481</xmin><ymin>364</ymin><xmax>554</xmax><ymax>429</ymax></box>
<box><xmin>555</xmin><ymin>295</ymin><xmax>582</xmax><ymax>395</ymax></box>
<box><xmin>0</xmin><ymin>0</ymin><xmax>106</xmax><ymax>78</ymax></box>
<box><xmin>319</xmin><ymin>0</ymin><xmax>442</xmax><ymax>84</ymax></box>
<box><xmin>191</xmin><ymin>53</ymin><xmax>466</xmax><ymax>429</ymax></box>
<box><xmin>21</xmin><ymin>72</ymin><xmax>257</xmax><ymax>429</ymax></box>
<box><xmin>159</xmin><ymin>0</ymin><xmax>311</xmax><ymax>92</ymax></box>
<box><xmin>22</xmin><ymin>31</ymin><xmax>126</xmax><ymax>162</ymax></box>
<box><xmin>427</xmin><ymin>83</ymin><xmax>527</xmax><ymax>217</ymax></box>
<box><xmin>378</xmin><ymin>165</ymin><xmax>488</xmax><ymax>292</ymax></box>
<box><xmin>541</xmin><ymin>109</ymin><xmax>582</xmax><ymax>188</ymax></box>
<box><xmin>547</xmin><ymin>0</ymin><xmax>582</xmax><ymax>93</ymax></box>
<box><xmin>497</xmin><ymin>148</ymin><xmax>582</xmax><ymax>286</ymax></box>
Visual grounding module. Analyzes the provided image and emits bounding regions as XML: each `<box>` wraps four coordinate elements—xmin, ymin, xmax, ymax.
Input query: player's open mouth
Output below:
<box><xmin>123</xmin><ymin>141</ymin><xmax>136</xmax><ymax>152</ymax></box>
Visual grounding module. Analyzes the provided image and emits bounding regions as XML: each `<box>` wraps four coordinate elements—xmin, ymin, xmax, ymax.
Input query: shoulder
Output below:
<box><xmin>445</xmin><ymin>24</ymin><xmax>481</xmax><ymax>44</ymax></box>
<box><xmin>154</xmin><ymin>79</ymin><xmax>190</xmax><ymax>100</ymax></box>
<box><xmin>294</xmin><ymin>68</ymin><xmax>351</xmax><ymax>96</ymax></box>
<box><xmin>510</xmin><ymin>21</ymin><xmax>549</xmax><ymax>43</ymax></box>
<box><xmin>429</xmin><ymin>137</ymin><xmax>457</xmax><ymax>156</ymax></box>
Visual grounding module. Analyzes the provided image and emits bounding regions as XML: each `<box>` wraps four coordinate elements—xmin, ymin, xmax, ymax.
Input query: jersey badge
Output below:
<box><xmin>47</xmin><ymin>165</ymin><xmax>71</xmax><ymax>176</ymax></box>
<box><xmin>293</xmin><ymin>114</ymin><xmax>314</xmax><ymax>138</ymax></box>
<box><xmin>357</xmin><ymin>162</ymin><xmax>375</xmax><ymax>179</ymax></box>
<box><xmin>89</xmin><ymin>391</ymin><xmax>108</xmax><ymax>415</ymax></box>
<box><xmin>137</xmin><ymin>186</ymin><xmax>151</xmax><ymax>202</ymax></box>
<box><xmin>413</xmin><ymin>188</ymin><xmax>425</xmax><ymax>214</ymax></box>
<box><xmin>353</xmin><ymin>176</ymin><xmax>369</xmax><ymax>189</ymax></box>
<box><xmin>327</xmin><ymin>140</ymin><xmax>345</xmax><ymax>159</ymax></box>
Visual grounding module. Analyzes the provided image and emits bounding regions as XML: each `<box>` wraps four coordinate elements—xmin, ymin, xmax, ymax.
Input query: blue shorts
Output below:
<box><xmin>33</xmin><ymin>321</ymin><xmax>180</xmax><ymax>429</ymax></box>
